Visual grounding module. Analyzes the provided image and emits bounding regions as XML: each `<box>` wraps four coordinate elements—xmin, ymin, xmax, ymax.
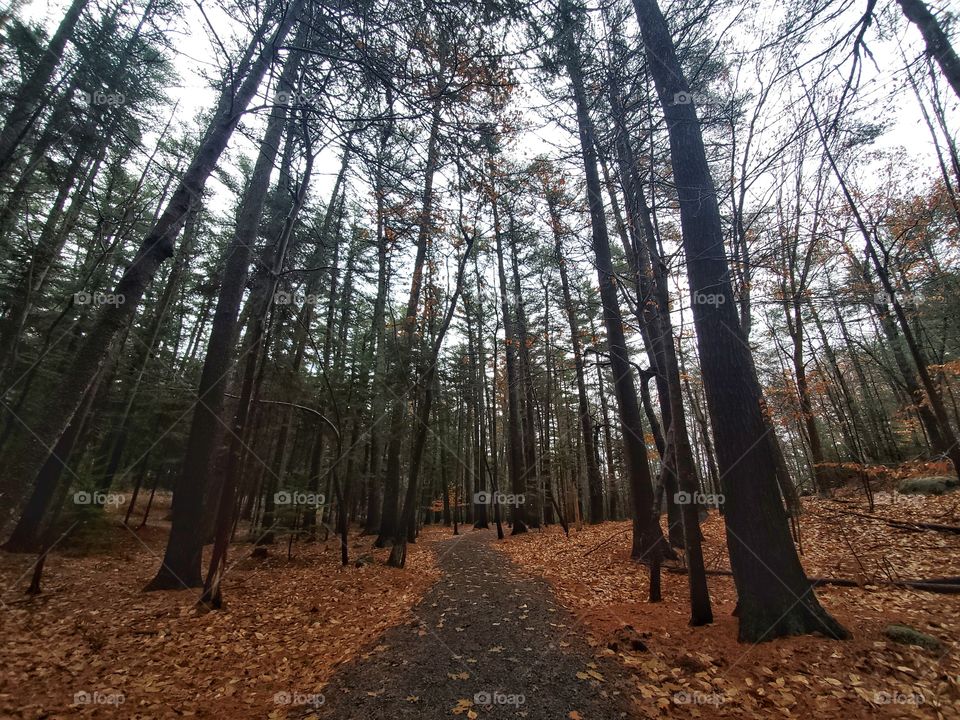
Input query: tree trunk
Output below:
<box><xmin>633</xmin><ymin>0</ymin><xmax>847</xmax><ymax>641</ymax></box>
<box><xmin>559</xmin><ymin>8</ymin><xmax>663</xmax><ymax>564</ymax></box>
<box><xmin>0</xmin><ymin>0</ymin><xmax>305</xmax><ymax>536</ymax></box>
<box><xmin>606</xmin><ymin>79</ymin><xmax>686</xmax><ymax>547</ymax></box>
<box><xmin>507</xmin><ymin>213</ymin><xmax>542</xmax><ymax>526</ymax></box>
<box><xmin>145</xmin><ymin>24</ymin><xmax>305</xmax><ymax>589</ymax></box>
<box><xmin>896</xmin><ymin>0</ymin><xmax>960</xmax><ymax>102</ymax></box>
<box><xmin>545</xmin><ymin>187</ymin><xmax>604</xmax><ymax>523</ymax></box>
<box><xmin>388</xmin><ymin>230</ymin><xmax>476</xmax><ymax>567</ymax></box>
<box><xmin>377</xmin><ymin>98</ymin><xmax>443</xmax><ymax>546</ymax></box>
<box><xmin>199</xmin><ymin>136</ymin><xmax>314</xmax><ymax>605</ymax></box>
<box><xmin>487</xmin><ymin>142</ymin><xmax>530</xmax><ymax>535</ymax></box>
<box><xmin>468</xmin><ymin>261</ymin><xmax>490</xmax><ymax>529</ymax></box>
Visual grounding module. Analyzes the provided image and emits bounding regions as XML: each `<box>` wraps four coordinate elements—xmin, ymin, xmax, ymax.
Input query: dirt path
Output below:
<box><xmin>300</xmin><ymin>529</ymin><xmax>634</xmax><ymax>719</ymax></box>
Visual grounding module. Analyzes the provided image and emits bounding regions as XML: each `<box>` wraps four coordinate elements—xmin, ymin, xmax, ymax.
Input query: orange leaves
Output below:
<box><xmin>493</xmin><ymin>499</ymin><xmax>960</xmax><ymax>719</ymax></box>
<box><xmin>0</xmin><ymin>523</ymin><xmax>441</xmax><ymax>719</ymax></box>
<box><xmin>929</xmin><ymin>359</ymin><xmax>960</xmax><ymax>377</ymax></box>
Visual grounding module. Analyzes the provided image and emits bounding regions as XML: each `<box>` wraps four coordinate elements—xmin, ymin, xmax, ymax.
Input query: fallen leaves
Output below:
<box><xmin>451</xmin><ymin>698</ymin><xmax>474</xmax><ymax>715</ymax></box>
<box><xmin>494</xmin><ymin>491</ymin><xmax>960</xmax><ymax>719</ymax></box>
<box><xmin>0</xmin><ymin>520</ymin><xmax>442</xmax><ymax>719</ymax></box>
<box><xmin>575</xmin><ymin>666</ymin><xmax>604</xmax><ymax>682</ymax></box>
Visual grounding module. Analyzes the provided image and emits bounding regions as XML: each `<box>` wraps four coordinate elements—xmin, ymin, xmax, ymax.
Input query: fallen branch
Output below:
<box><xmin>582</xmin><ymin>527</ymin><xmax>632</xmax><ymax>557</ymax></box>
<box><xmin>821</xmin><ymin>505</ymin><xmax>960</xmax><ymax>534</ymax></box>
<box><xmin>665</xmin><ymin>567</ymin><xmax>960</xmax><ymax>593</ymax></box>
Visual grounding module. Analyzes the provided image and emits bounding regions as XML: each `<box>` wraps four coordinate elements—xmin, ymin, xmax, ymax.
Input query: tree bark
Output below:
<box><xmin>632</xmin><ymin>0</ymin><xmax>846</xmax><ymax>641</ymax></box>
<box><xmin>896</xmin><ymin>0</ymin><xmax>960</xmax><ymax>102</ymax></box>
<box><xmin>145</xmin><ymin>20</ymin><xmax>305</xmax><ymax>588</ymax></box>
<box><xmin>0</xmin><ymin>0</ymin><xmax>89</xmax><ymax>177</ymax></box>
<box><xmin>559</xmin><ymin>6</ymin><xmax>663</xmax><ymax>564</ymax></box>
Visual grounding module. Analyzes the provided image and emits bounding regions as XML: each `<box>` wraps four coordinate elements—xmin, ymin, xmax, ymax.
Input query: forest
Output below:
<box><xmin>1</xmin><ymin>0</ymin><xmax>959</xmax><ymax>717</ymax></box>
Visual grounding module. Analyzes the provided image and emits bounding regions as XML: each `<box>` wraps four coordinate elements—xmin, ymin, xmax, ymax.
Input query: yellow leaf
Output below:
<box><xmin>452</xmin><ymin>699</ymin><xmax>474</xmax><ymax>715</ymax></box>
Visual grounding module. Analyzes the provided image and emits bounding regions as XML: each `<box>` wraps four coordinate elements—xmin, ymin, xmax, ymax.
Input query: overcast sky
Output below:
<box><xmin>11</xmin><ymin>0</ymin><xmax>960</xmax><ymax>360</ymax></box>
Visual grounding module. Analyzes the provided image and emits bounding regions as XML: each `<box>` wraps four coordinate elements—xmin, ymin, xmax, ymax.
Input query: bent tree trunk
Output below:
<box><xmin>605</xmin><ymin>77</ymin><xmax>684</xmax><ymax>545</ymax></box>
<box><xmin>633</xmin><ymin>0</ymin><xmax>847</xmax><ymax>641</ymax></box>
<box><xmin>146</xmin><ymin>25</ymin><xmax>305</xmax><ymax>590</ymax></box>
<box><xmin>605</xmin><ymin>67</ymin><xmax>710</xmax><ymax>620</ymax></box>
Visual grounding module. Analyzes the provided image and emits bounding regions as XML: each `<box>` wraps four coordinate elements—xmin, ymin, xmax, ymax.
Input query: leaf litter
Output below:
<box><xmin>496</xmin><ymin>489</ymin><xmax>960</xmax><ymax>718</ymax></box>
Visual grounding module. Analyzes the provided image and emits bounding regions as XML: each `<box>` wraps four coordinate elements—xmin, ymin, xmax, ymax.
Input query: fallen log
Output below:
<box><xmin>665</xmin><ymin>567</ymin><xmax>960</xmax><ymax>593</ymax></box>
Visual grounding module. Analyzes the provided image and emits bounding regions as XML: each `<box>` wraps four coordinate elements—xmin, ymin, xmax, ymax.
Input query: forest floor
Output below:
<box><xmin>302</xmin><ymin>528</ymin><xmax>634</xmax><ymax>720</ymax></box>
<box><xmin>498</xmin><ymin>487</ymin><xmax>960</xmax><ymax>718</ymax></box>
<box><xmin>2</xmin><ymin>488</ymin><xmax>959</xmax><ymax>718</ymax></box>
<box><xmin>0</xmin><ymin>495</ymin><xmax>441</xmax><ymax>719</ymax></box>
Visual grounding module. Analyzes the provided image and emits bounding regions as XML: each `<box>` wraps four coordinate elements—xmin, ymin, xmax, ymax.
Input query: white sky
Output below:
<box><xmin>16</xmin><ymin>0</ymin><xmax>958</xmax><ymax>221</ymax></box>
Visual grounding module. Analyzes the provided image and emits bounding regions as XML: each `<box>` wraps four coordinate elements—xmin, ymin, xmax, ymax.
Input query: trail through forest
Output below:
<box><xmin>306</xmin><ymin>530</ymin><xmax>632</xmax><ymax>719</ymax></box>
<box><xmin>3</xmin><ymin>0</ymin><xmax>960</xmax><ymax>716</ymax></box>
